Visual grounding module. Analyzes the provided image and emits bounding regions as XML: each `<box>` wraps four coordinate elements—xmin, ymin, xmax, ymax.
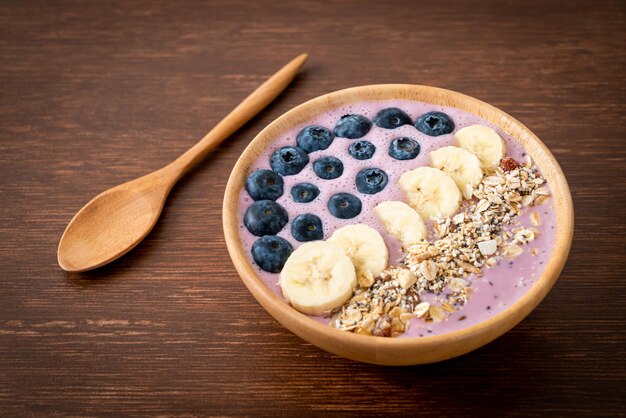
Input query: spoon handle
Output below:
<box><xmin>165</xmin><ymin>53</ymin><xmax>308</xmax><ymax>178</ymax></box>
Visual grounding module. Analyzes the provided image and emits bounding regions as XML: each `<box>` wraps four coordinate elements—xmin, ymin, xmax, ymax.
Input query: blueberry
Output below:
<box><xmin>269</xmin><ymin>146</ymin><xmax>309</xmax><ymax>176</ymax></box>
<box><xmin>355</xmin><ymin>168</ymin><xmax>388</xmax><ymax>195</ymax></box>
<box><xmin>348</xmin><ymin>140</ymin><xmax>376</xmax><ymax>160</ymax></box>
<box><xmin>296</xmin><ymin>125</ymin><xmax>334</xmax><ymax>153</ymax></box>
<box><xmin>313</xmin><ymin>156</ymin><xmax>344</xmax><ymax>180</ymax></box>
<box><xmin>251</xmin><ymin>235</ymin><xmax>293</xmax><ymax>273</ymax></box>
<box><xmin>291</xmin><ymin>183</ymin><xmax>320</xmax><ymax>203</ymax></box>
<box><xmin>373</xmin><ymin>107</ymin><xmax>412</xmax><ymax>129</ymax></box>
<box><xmin>333</xmin><ymin>114</ymin><xmax>372</xmax><ymax>139</ymax></box>
<box><xmin>415</xmin><ymin>111</ymin><xmax>455</xmax><ymax>136</ymax></box>
<box><xmin>389</xmin><ymin>137</ymin><xmax>421</xmax><ymax>160</ymax></box>
<box><xmin>291</xmin><ymin>214</ymin><xmax>324</xmax><ymax>242</ymax></box>
<box><xmin>327</xmin><ymin>193</ymin><xmax>362</xmax><ymax>219</ymax></box>
<box><xmin>244</xmin><ymin>200</ymin><xmax>288</xmax><ymax>237</ymax></box>
<box><xmin>245</xmin><ymin>169</ymin><xmax>284</xmax><ymax>201</ymax></box>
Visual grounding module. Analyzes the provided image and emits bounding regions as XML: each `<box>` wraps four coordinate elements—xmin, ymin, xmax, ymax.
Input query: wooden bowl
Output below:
<box><xmin>223</xmin><ymin>84</ymin><xmax>574</xmax><ymax>365</ymax></box>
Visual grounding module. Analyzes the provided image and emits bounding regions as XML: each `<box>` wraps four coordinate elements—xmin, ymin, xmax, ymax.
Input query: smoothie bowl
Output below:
<box><xmin>223</xmin><ymin>84</ymin><xmax>573</xmax><ymax>365</ymax></box>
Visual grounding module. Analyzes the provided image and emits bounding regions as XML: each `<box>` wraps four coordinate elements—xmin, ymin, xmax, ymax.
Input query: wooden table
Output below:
<box><xmin>1</xmin><ymin>0</ymin><xmax>624</xmax><ymax>415</ymax></box>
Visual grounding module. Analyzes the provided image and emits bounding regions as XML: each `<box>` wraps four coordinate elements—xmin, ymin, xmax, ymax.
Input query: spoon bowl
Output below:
<box><xmin>58</xmin><ymin>170</ymin><xmax>172</xmax><ymax>272</ymax></box>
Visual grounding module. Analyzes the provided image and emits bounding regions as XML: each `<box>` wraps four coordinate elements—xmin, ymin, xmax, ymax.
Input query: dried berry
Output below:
<box><xmin>499</xmin><ymin>157</ymin><xmax>521</xmax><ymax>172</ymax></box>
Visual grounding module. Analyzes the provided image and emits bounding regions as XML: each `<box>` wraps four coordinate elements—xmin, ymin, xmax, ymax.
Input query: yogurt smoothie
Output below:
<box><xmin>237</xmin><ymin>99</ymin><xmax>555</xmax><ymax>337</ymax></box>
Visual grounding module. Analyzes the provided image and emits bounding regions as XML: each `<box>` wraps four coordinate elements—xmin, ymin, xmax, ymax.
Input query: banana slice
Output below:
<box><xmin>279</xmin><ymin>241</ymin><xmax>356</xmax><ymax>316</ymax></box>
<box><xmin>374</xmin><ymin>201</ymin><xmax>427</xmax><ymax>247</ymax></box>
<box><xmin>429</xmin><ymin>146</ymin><xmax>484</xmax><ymax>199</ymax></box>
<box><xmin>327</xmin><ymin>224</ymin><xmax>388</xmax><ymax>278</ymax></box>
<box><xmin>455</xmin><ymin>125</ymin><xmax>506</xmax><ymax>172</ymax></box>
<box><xmin>398</xmin><ymin>167</ymin><xmax>462</xmax><ymax>219</ymax></box>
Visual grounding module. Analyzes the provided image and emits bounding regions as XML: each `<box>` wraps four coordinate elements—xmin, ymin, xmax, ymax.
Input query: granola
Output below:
<box><xmin>331</xmin><ymin>156</ymin><xmax>550</xmax><ymax>336</ymax></box>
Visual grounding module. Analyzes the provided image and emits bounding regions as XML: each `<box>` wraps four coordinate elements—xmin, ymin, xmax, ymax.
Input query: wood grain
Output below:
<box><xmin>0</xmin><ymin>0</ymin><xmax>624</xmax><ymax>415</ymax></box>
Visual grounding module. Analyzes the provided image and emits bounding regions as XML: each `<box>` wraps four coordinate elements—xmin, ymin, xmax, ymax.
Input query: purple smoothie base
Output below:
<box><xmin>237</xmin><ymin>99</ymin><xmax>556</xmax><ymax>337</ymax></box>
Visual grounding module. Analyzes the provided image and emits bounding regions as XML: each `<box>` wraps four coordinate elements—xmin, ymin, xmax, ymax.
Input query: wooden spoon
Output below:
<box><xmin>58</xmin><ymin>53</ymin><xmax>308</xmax><ymax>272</ymax></box>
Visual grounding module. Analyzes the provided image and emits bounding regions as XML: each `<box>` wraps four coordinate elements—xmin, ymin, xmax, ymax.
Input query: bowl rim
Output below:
<box><xmin>222</xmin><ymin>84</ymin><xmax>574</xmax><ymax>364</ymax></box>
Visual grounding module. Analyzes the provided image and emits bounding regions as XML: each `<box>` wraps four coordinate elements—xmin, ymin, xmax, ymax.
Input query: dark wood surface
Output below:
<box><xmin>1</xmin><ymin>0</ymin><xmax>624</xmax><ymax>416</ymax></box>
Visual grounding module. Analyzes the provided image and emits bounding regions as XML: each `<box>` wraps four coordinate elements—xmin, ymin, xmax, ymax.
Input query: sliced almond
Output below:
<box><xmin>530</xmin><ymin>212</ymin><xmax>540</xmax><ymax>226</ymax></box>
<box><xmin>452</xmin><ymin>213</ymin><xmax>465</xmax><ymax>225</ymax></box>
<box><xmin>420</xmin><ymin>260</ymin><xmax>437</xmax><ymax>282</ymax></box>
<box><xmin>429</xmin><ymin>305</ymin><xmax>447</xmax><ymax>322</ymax></box>
<box><xmin>434</xmin><ymin>222</ymin><xmax>448</xmax><ymax>238</ymax></box>
<box><xmin>441</xmin><ymin>302</ymin><xmax>456</xmax><ymax>313</ymax></box>
<box><xmin>477</xmin><ymin>239</ymin><xmax>497</xmax><ymax>255</ymax></box>
<box><xmin>414</xmin><ymin>302</ymin><xmax>430</xmax><ymax>318</ymax></box>
<box><xmin>514</xmin><ymin>229</ymin><xmax>536</xmax><ymax>244</ymax></box>
<box><xmin>397</xmin><ymin>269</ymin><xmax>417</xmax><ymax>290</ymax></box>
<box><xmin>357</xmin><ymin>271</ymin><xmax>375</xmax><ymax>288</ymax></box>
<box><xmin>522</xmin><ymin>195</ymin><xmax>534</xmax><ymax>206</ymax></box>
<box><xmin>533</xmin><ymin>195</ymin><xmax>548</xmax><ymax>206</ymax></box>
<box><xmin>503</xmin><ymin>244</ymin><xmax>523</xmax><ymax>258</ymax></box>
<box><xmin>389</xmin><ymin>307</ymin><xmax>402</xmax><ymax>319</ymax></box>
<box><xmin>475</xmin><ymin>199</ymin><xmax>490</xmax><ymax>214</ymax></box>
<box><xmin>391</xmin><ymin>317</ymin><xmax>405</xmax><ymax>333</ymax></box>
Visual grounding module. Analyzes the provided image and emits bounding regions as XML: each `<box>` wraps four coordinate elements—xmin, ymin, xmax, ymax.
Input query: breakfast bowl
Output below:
<box><xmin>223</xmin><ymin>84</ymin><xmax>573</xmax><ymax>365</ymax></box>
